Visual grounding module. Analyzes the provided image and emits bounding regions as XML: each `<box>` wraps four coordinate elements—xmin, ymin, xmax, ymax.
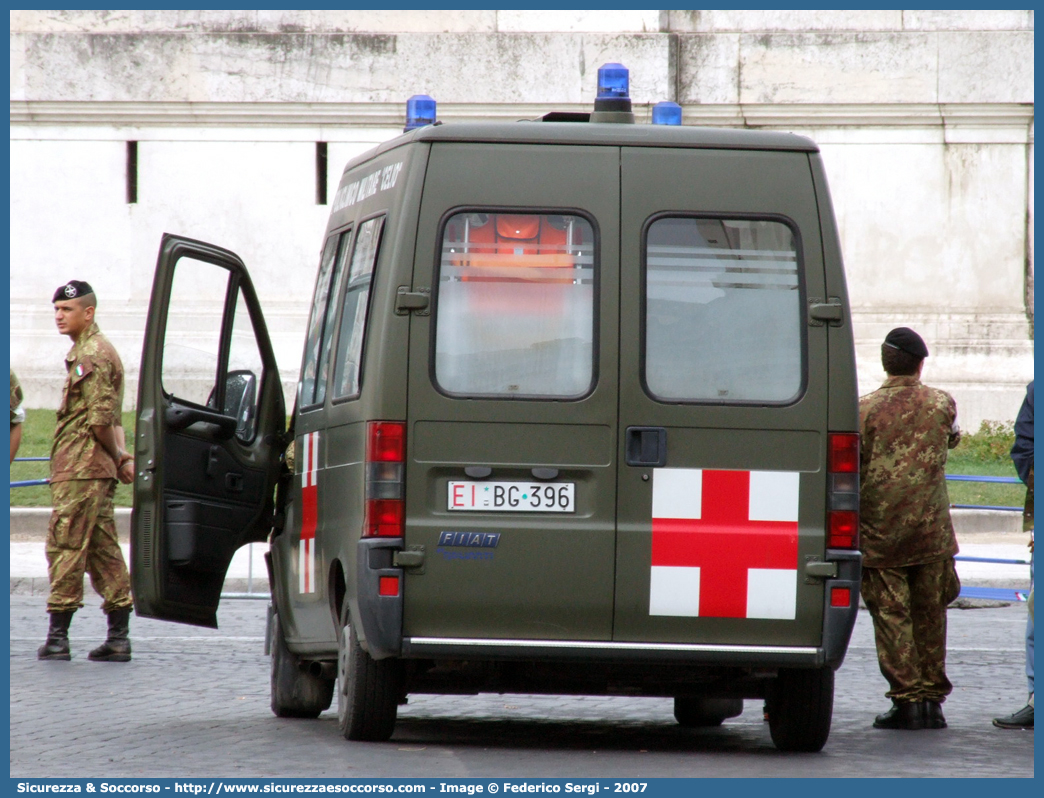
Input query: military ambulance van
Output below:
<box><xmin>132</xmin><ymin>65</ymin><xmax>861</xmax><ymax>753</ymax></box>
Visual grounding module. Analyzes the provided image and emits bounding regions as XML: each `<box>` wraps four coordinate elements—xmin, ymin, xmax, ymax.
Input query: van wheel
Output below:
<box><xmin>336</xmin><ymin>607</ymin><xmax>402</xmax><ymax>741</ymax></box>
<box><xmin>270</xmin><ymin>613</ymin><xmax>334</xmax><ymax>718</ymax></box>
<box><xmin>673</xmin><ymin>697</ymin><xmax>744</xmax><ymax>727</ymax></box>
<box><xmin>766</xmin><ymin>667</ymin><xmax>834</xmax><ymax>752</ymax></box>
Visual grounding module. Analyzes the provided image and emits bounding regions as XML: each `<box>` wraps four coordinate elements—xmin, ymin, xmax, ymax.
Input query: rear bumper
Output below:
<box><xmin>360</xmin><ymin>542</ymin><xmax>862</xmax><ymax>669</ymax></box>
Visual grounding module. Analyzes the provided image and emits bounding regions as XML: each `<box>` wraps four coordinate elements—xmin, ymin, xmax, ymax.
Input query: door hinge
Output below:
<box><xmin>804</xmin><ymin>556</ymin><xmax>838</xmax><ymax>584</ymax></box>
<box><xmin>808</xmin><ymin>298</ymin><xmax>844</xmax><ymax>327</ymax></box>
<box><xmin>395</xmin><ymin>287</ymin><xmax>430</xmax><ymax>316</ymax></box>
<box><xmin>394</xmin><ymin>545</ymin><xmax>426</xmax><ymax>572</ymax></box>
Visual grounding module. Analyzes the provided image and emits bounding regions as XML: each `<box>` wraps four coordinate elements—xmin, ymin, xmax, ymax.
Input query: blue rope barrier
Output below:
<box><xmin>11</xmin><ymin>457</ymin><xmax>49</xmax><ymax>489</ymax></box>
<box><xmin>950</xmin><ymin>503</ymin><xmax>1023</xmax><ymax>512</ymax></box>
<box><xmin>959</xmin><ymin>586</ymin><xmax>1030</xmax><ymax>602</ymax></box>
<box><xmin>947</xmin><ymin>474</ymin><xmax>1021</xmax><ymax>484</ymax></box>
<box><xmin>955</xmin><ymin>555</ymin><xmax>1031</xmax><ymax>565</ymax></box>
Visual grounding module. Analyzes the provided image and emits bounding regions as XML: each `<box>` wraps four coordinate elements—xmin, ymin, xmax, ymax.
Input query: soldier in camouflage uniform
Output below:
<box><xmin>38</xmin><ymin>280</ymin><xmax>137</xmax><ymax>662</ymax></box>
<box><xmin>11</xmin><ymin>369</ymin><xmax>25</xmax><ymax>462</ymax></box>
<box><xmin>859</xmin><ymin>327</ymin><xmax>962</xmax><ymax>730</ymax></box>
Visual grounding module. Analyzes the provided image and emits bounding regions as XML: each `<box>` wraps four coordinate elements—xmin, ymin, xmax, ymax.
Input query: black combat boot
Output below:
<box><xmin>37</xmin><ymin>611</ymin><xmax>74</xmax><ymax>661</ymax></box>
<box><xmin>873</xmin><ymin>700</ymin><xmax>926</xmax><ymax>730</ymax></box>
<box><xmin>924</xmin><ymin>700</ymin><xmax>947</xmax><ymax>729</ymax></box>
<box><xmin>88</xmin><ymin>607</ymin><xmax>132</xmax><ymax>662</ymax></box>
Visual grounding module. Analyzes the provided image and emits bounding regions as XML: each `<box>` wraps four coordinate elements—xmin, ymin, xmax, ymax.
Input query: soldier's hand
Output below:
<box><xmin>117</xmin><ymin>458</ymin><xmax>135</xmax><ymax>485</ymax></box>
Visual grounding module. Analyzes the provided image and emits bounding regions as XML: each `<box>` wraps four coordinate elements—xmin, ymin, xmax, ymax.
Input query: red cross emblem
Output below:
<box><xmin>650</xmin><ymin>468</ymin><xmax>800</xmax><ymax>619</ymax></box>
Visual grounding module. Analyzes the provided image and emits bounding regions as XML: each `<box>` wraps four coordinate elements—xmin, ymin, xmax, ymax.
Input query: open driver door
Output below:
<box><xmin>131</xmin><ymin>234</ymin><xmax>285</xmax><ymax>627</ymax></box>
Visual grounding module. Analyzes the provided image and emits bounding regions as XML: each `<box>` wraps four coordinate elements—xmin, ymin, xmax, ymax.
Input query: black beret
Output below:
<box><xmin>52</xmin><ymin>280</ymin><xmax>95</xmax><ymax>303</ymax></box>
<box><xmin>884</xmin><ymin>327</ymin><xmax>928</xmax><ymax>359</ymax></box>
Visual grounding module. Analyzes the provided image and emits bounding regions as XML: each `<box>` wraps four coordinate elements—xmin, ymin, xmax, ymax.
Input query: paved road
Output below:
<box><xmin>9</xmin><ymin>594</ymin><xmax>1033</xmax><ymax>778</ymax></box>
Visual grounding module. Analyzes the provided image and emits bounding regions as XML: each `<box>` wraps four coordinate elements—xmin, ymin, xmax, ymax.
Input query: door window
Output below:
<box><xmin>643</xmin><ymin>217</ymin><xmax>803</xmax><ymax>403</ymax></box>
<box><xmin>160</xmin><ymin>258</ymin><xmax>266</xmax><ymax>442</ymax></box>
<box><xmin>299</xmin><ymin>230</ymin><xmax>351</xmax><ymax>409</ymax></box>
<box><xmin>434</xmin><ymin>211</ymin><xmax>596</xmax><ymax>398</ymax></box>
<box><xmin>333</xmin><ymin>216</ymin><xmax>384</xmax><ymax>399</ymax></box>
<box><xmin>161</xmin><ymin>257</ymin><xmax>229</xmax><ymax>407</ymax></box>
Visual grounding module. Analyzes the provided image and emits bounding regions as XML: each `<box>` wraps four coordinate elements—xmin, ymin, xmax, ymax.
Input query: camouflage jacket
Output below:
<box><xmin>859</xmin><ymin>375</ymin><xmax>960</xmax><ymax>568</ymax></box>
<box><xmin>10</xmin><ymin>370</ymin><xmax>24</xmax><ymax>426</ymax></box>
<box><xmin>50</xmin><ymin>322</ymin><xmax>124</xmax><ymax>482</ymax></box>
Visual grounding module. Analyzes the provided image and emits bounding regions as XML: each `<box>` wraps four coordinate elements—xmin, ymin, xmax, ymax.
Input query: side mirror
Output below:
<box><xmin>223</xmin><ymin>370</ymin><xmax>258</xmax><ymax>440</ymax></box>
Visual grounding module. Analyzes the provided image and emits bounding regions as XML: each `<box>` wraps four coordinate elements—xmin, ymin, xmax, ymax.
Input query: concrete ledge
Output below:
<box><xmin>950</xmin><ymin>508</ymin><xmax>1024</xmax><ymax>536</ymax></box>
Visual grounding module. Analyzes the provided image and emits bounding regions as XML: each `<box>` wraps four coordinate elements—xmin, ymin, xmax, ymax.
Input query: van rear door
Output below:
<box><xmin>614</xmin><ymin>146</ymin><xmax>830</xmax><ymax>647</ymax></box>
<box><xmin>403</xmin><ymin>142</ymin><xmax>620</xmax><ymax>641</ymax></box>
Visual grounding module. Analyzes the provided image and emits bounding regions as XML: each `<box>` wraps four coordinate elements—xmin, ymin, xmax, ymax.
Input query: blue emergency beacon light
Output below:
<box><xmin>590</xmin><ymin>63</ymin><xmax>635</xmax><ymax>124</ymax></box>
<box><xmin>597</xmin><ymin>63</ymin><xmax>629</xmax><ymax>99</ymax></box>
<box><xmin>652</xmin><ymin>101</ymin><xmax>682</xmax><ymax>126</ymax></box>
<box><xmin>404</xmin><ymin>95</ymin><xmax>437</xmax><ymax>132</ymax></box>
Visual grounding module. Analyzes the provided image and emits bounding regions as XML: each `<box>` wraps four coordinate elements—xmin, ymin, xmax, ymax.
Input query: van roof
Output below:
<box><xmin>344</xmin><ymin>121</ymin><xmax>819</xmax><ymax>174</ymax></box>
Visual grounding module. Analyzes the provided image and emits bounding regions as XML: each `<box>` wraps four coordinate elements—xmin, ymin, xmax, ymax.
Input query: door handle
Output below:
<box><xmin>625</xmin><ymin>427</ymin><xmax>667</xmax><ymax>467</ymax></box>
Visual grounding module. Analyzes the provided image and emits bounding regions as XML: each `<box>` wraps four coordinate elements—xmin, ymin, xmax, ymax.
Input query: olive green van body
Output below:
<box><xmin>132</xmin><ymin>121</ymin><xmax>860</xmax><ymax>751</ymax></box>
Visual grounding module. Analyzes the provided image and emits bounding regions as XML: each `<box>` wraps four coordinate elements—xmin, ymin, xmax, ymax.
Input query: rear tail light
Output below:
<box><xmin>827</xmin><ymin>433</ymin><xmax>860</xmax><ymax>549</ymax></box>
<box><xmin>378</xmin><ymin>575</ymin><xmax>400</xmax><ymax>597</ymax></box>
<box><xmin>828</xmin><ymin>510</ymin><xmax>859</xmax><ymax>549</ymax></box>
<box><xmin>364</xmin><ymin>421</ymin><xmax>405</xmax><ymax>537</ymax></box>
<box><xmin>368</xmin><ymin>421</ymin><xmax>404</xmax><ymax>462</ymax></box>
<box><xmin>828</xmin><ymin>432</ymin><xmax>860</xmax><ymax>474</ymax></box>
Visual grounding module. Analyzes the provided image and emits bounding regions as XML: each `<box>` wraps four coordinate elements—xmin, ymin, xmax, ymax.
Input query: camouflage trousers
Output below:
<box><xmin>47</xmin><ymin>478</ymin><xmax>132</xmax><ymax>614</ymax></box>
<box><xmin>861</xmin><ymin>558</ymin><xmax>961</xmax><ymax>704</ymax></box>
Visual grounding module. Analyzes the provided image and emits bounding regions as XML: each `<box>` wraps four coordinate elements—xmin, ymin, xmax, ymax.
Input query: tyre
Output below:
<box><xmin>766</xmin><ymin>666</ymin><xmax>834</xmax><ymax>752</ymax></box>
<box><xmin>270</xmin><ymin>613</ymin><xmax>335</xmax><ymax>718</ymax></box>
<box><xmin>673</xmin><ymin>697</ymin><xmax>744</xmax><ymax>727</ymax></box>
<box><xmin>337</xmin><ymin>606</ymin><xmax>403</xmax><ymax>741</ymax></box>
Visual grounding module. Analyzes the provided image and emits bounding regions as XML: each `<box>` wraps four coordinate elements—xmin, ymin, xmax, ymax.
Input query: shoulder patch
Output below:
<box><xmin>71</xmin><ymin>357</ymin><xmax>95</xmax><ymax>380</ymax></box>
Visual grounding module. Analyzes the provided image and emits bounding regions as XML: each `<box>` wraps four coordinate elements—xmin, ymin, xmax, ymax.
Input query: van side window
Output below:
<box><xmin>644</xmin><ymin>217</ymin><xmax>803</xmax><ymax>403</ymax></box>
<box><xmin>299</xmin><ymin>230</ymin><xmax>351</xmax><ymax>409</ymax></box>
<box><xmin>332</xmin><ymin>216</ymin><xmax>385</xmax><ymax>399</ymax></box>
<box><xmin>434</xmin><ymin>211</ymin><xmax>596</xmax><ymax>398</ymax></box>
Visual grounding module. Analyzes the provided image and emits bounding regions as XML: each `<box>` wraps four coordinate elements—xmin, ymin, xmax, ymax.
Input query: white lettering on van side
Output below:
<box><xmin>380</xmin><ymin>161</ymin><xmax>403</xmax><ymax>190</ymax></box>
<box><xmin>331</xmin><ymin>161</ymin><xmax>404</xmax><ymax>213</ymax></box>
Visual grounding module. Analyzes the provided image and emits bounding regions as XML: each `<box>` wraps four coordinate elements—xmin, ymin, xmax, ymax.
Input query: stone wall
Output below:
<box><xmin>9</xmin><ymin>10</ymin><xmax>1034</xmax><ymax>425</ymax></box>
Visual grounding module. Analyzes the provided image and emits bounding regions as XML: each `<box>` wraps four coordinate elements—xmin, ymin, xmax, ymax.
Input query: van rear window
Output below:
<box><xmin>434</xmin><ymin>211</ymin><xmax>596</xmax><ymax>399</ymax></box>
<box><xmin>643</xmin><ymin>217</ymin><xmax>803</xmax><ymax>403</ymax></box>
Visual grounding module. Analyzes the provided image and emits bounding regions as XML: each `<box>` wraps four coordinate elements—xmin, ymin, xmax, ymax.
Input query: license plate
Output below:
<box><xmin>448</xmin><ymin>481</ymin><xmax>575</xmax><ymax>512</ymax></box>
